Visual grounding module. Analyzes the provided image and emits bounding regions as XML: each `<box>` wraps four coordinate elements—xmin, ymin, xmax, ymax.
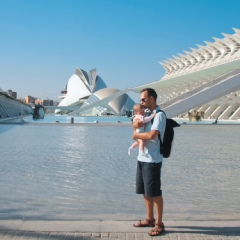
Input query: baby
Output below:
<box><xmin>128</xmin><ymin>103</ymin><xmax>156</xmax><ymax>156</ymax></box>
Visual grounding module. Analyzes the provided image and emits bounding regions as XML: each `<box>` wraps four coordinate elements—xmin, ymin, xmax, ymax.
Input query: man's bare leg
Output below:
<box><xmin>153</xmin><ymin>196</ymin><xmax>163</xmax><ymax>224</ymax></box>
<box><xmin>133</xmin><ymin>195</ymin><xmax>155</xmax><ymax>227</ymax></box>
<box><xmin>148</xmin><ymin>196</ymin><xmax>165</xmax><ymax>236</ymax></box>
<box><xmin>143</xmin><ymin>194</ymin><xmax>154</xmax><ymax>221</ymax></box>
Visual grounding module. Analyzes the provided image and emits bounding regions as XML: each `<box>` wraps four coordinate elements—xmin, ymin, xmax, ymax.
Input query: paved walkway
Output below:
<box><xmin>0</xmin><ymin>220</ymin><xmax>239</xmax><ymax>239</ymax></box>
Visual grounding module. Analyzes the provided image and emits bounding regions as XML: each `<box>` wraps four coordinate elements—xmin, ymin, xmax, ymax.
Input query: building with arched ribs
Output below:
<box><xmin>132</xmin><ymin>28</ymin><xmax>240</xmax><ymax>120</ymax></box>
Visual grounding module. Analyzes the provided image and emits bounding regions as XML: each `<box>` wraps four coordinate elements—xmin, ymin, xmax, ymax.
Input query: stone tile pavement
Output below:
<box><xmin>0</xmin><ymin>220</ymin><xmax>239</xmax><ymax>240</ymax></box>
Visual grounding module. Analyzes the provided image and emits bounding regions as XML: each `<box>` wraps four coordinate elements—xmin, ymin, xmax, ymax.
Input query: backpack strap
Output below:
<box><xmin>151</xmin><ymin>109</ymin><xmax>165</xmax><ymax>155</ymax></box>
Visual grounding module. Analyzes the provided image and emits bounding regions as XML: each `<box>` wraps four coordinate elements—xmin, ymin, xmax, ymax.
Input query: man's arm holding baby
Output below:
<box><xmin>132</xmin><ymin>113</ymin><xmax>158</xmax><ymax>139</ymax></box>
<box><xmin>133</xmin><ymin>129</ymin><xmax>159</xmax><ymax>141</ymax></box>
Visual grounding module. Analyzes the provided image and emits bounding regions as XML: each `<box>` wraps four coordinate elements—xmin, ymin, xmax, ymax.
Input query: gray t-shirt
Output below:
<box><xmin>137</xmin><ymin>107</ymin><xmax>166</xmax><ymax>163</ymax></box>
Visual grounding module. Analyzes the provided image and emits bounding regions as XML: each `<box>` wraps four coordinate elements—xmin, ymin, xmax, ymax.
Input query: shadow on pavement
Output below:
<box><xmin>167</xmin><ymin>225</ymin><xmax>240</xmax><ymax>236</ymax></box>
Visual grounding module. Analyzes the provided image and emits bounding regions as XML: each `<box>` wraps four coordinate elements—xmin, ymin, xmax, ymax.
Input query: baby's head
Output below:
<box><xmin>133</xmin><ymin>103</ymin><xmax>145</xmax><ymax>115</ymax></box>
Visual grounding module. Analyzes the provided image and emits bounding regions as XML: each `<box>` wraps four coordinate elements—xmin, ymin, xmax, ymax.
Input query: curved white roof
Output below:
<box><xmin>58</xmin><ymin>73</ymin><xmax>91</xmax><ymax>106</ymax></box>
<box><xmin>131</xmin><ymin>28</ymin><xmax>240</xmax><ymax>120</ymax></box>
<box><xmin>56</xmin><ymin>68</ymin><xmax>134</xmax><ymax>116</ymax></box>
<box><xmin>160</xmin><ymin>28</ymin><xmax>240</xmax><ymax>81</ymax></box>
<box><xmin>58</xmin><ymin>68</ymin><xmax>107</xmax><ymax>108</ymax></box>
<box><xmin>70</xmin><ymin>88</ymin><xmax>135</xmax><ymax>116</ymax></box>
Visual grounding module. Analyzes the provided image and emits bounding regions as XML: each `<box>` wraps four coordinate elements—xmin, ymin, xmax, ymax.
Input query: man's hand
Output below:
<box><xmin>132</xmin><ymin>120</ymin><xmax>144</xmax><ymax>129</ymax></box>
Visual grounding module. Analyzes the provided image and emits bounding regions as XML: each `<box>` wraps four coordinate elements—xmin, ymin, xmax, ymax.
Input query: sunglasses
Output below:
<box><xmin>140</xmin><ymin>97</ymin><xmax>148</xmax><ymax>103</ymax></box>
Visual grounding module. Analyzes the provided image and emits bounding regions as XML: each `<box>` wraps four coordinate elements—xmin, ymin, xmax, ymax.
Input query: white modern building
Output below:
<box><xmin>56</xmin><ymin>68</ymin><xmax>135</xmax><ymax>116</ymax></box>
<box><xmin>0</xmin><ymin>89</ymin><xmax>32</xmax><ymax>120</ymax></box>
<box><xmin>132</xmin><ymin>28</ymin><xmax>240</xmax><ymax>120</ymax></box>
<box><xmin>71</xmin><ymin>88</ymin><xmax>135</xmax><ymax>116</ymax></box>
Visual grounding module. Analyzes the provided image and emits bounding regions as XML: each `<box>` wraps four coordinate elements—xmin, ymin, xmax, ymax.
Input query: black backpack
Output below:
<box><xmin>151</xmin><ymin>110</ymin><xmax>180</xmax><ymax>158</ymax></box>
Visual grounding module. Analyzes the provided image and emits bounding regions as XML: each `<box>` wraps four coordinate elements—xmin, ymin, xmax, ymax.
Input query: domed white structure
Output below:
<box><xmin>55</xmin><ymin>68</ymin><xmax>107</xmax><ymax>114</ymax></box>
<box><xmin>72</xmin><ymin>88</ymin><xmax>135</xmax><ymax>116</ymax></box>
<box><xmin>56</xmin><ymin>68</ymin><xmax>135</xmax><ymax>116</ymax></box>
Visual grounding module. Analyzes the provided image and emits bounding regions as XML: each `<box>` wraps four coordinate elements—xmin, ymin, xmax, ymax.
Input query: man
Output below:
<box><xmin>132</xmin><ymin>88</ymin><xmax>166</xmax><ymax>237</ymax></box>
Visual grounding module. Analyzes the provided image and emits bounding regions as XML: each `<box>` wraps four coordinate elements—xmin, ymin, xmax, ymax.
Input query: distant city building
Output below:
<box><xmin>7</xmin><ymin>89</ymin><xmax>17</xmax><ymax>99</ymax></box>
<box><xmin>35</xmin><ymin>99</ymin><xmax>54</xmax><ymax>106</ymax></box>
<box><xmin>43</xmin><ymin>99</ymin><xmax>54</xmax><ymax>106</ymax></box>
<box><xmin>26</xmin><ymin>96</ymin><xmax>36</xmax><ymax>104</ymax></box>
<box><xmin>25</xmin><ymin>96</ymin><xmax>56</xmax><ymax>107</ymax></box>
<box><xmin>12</xmin><ymin>92</ymin><xmax>17</xmax><ymax>99</ymax></box>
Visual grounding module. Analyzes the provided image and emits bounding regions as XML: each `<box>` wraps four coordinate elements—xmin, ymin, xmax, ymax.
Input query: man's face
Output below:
<box><xmin>140</xmin><ymin>91</ymin><xmax>150</xmax><ymax>109</ymax></box>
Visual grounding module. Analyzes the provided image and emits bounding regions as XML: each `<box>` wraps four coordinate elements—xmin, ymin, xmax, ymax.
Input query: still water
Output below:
<box><xmin>24</xmin><ymin>115</ymin><xmax>132</xmax><ymax>124</ymax></box>
<box><xmin>0</xmin><ymin>122</ymin><xmax>239</xmax><ymax>221</ymax></box>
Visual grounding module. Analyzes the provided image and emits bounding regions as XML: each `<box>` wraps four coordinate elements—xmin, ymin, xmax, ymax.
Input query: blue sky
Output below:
<box><xmin>0</xmin><ymin>0</ymin><xmax>240</xmax><ymax>101</ymax></box>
